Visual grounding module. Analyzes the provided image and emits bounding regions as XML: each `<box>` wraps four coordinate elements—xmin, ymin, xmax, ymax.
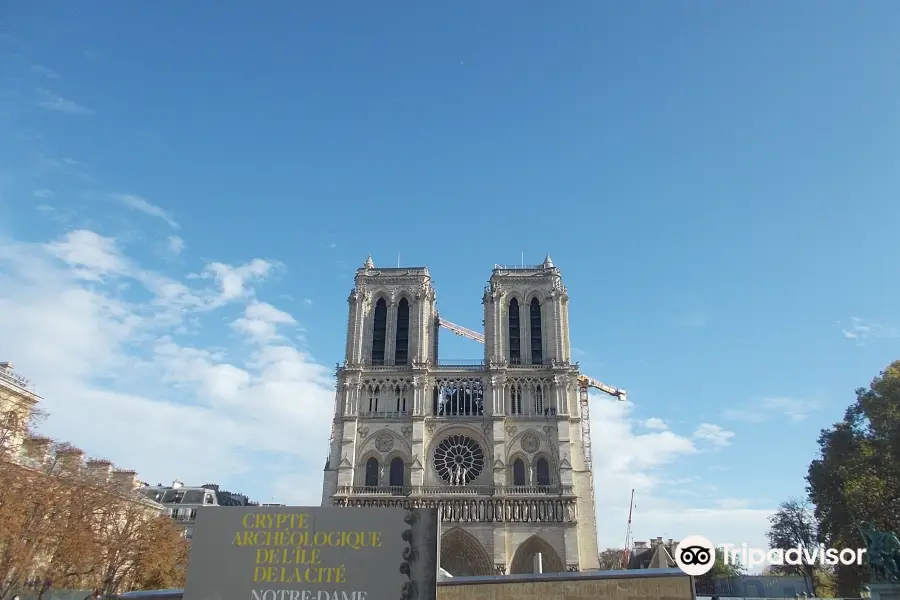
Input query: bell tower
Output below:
<box><xmin>344</xmin><ymin>255</ymin><xmax>438</xmax><ymax>368</ymax></box>
<box><xmin>483</xmin><ymin>254</ymin><xmax>571</xmax><ymax>368</ymax></box>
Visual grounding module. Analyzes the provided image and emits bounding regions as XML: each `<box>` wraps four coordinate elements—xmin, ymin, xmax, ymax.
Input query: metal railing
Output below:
<box><xmin>335</xmin><ymin>484</ymin><xmax>573</xmax><ymax>496</ymax></box>
<box><xmin>492</xmin><ymin>264</ymin><xmax>545</xmax><ymax>270</ymax></box>
<box><xmin>357</xmin><ymin>410</ymin><xmax>412</xmax><ymax>419</ymax></box>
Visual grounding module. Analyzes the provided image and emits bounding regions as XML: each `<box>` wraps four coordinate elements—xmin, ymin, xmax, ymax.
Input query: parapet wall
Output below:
<box><xmin>437</xmin><ymin>568</ymin><xmax>694</xmax><ymax>600</ymax></box>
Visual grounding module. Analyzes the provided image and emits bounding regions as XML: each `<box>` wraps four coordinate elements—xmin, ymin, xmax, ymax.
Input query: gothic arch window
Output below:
<box><xmin>535</xmin><ymin>457</ymin><xmax>550</xmax><ymax>486</ymax></box>
<box><xmin>371</xmin><ymin>298</ymin><xmax>387</xmax><ymax>365</ymax></box>
<box><xmin>389</xmin><ymin>457</ymin><xmax>405</xmax><ymax>487</ymax></box>
<box><xmin>533</xmin><ymin>385</ymin><xmax>543</xmax><ymax>414</ymax></box>
<box><xmin>508</xmin><ymin>298</ymin><xmax>521</xmax><ymax>365</ymax></box>
<box><xmin>394</xmin><ymin>385</ymin><xmax>407</xmax><ymax>413</ymax></box>
<box><xmin>364</xmin><ymin>457</ymin><xmax>379</xmax><ymax>487</ymax></box>
<box><xmin>368</xmin><ymin>386</ymin><xmax>380</xmax><ymax>413</ymax></box>
<box><xmin>510</xmin><ymin>384</ymin><xmax>523</xmax><ymax>415</ymax></box>
<box><xmin>394</xmin><ymin>298</ymin><xmax>410</xmax><ymax>365</ymax></box>
<box><xmin>432</xmin><ymin>385</ymin><xmax>439</xmax><ymax>415</ymax></box>
<box><xmin>530</xmin><ymin>298</ymin><xmax>543</xmax><ymax>365</ymax></box>
<box><xmin>512</xmin><ymin>458</ymin><xmax>526</xmax><ymax>486</ymax></box>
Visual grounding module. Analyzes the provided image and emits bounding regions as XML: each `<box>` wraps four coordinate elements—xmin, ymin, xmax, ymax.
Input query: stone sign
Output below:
<box><xmin>183</xmin><ymin>506</ymin><xmax>439</xmax><ymax>600</ymax></box>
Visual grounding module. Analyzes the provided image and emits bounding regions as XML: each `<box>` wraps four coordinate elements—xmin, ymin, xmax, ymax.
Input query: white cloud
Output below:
<box><xmin>692</xmin><ymin>423</ymin><xmax>735</xmax><ymax>448</ymax></box>
<box><xmin>166</xmin><ymin>236</ymin><xmax>185</xmax><ymax>256</ymax></box>
<box><xmin>112</xmin><ymin>194</ymin><xmax>179</xmax><ymax>229</ymax></box>
<box><xmin>722</xmin><ymin>396</ymin><xmax>819</xmax><ymax>423</ymax></box>
<box><xmin>44</xmin><ymin>229</ymin><xmax>128</xmax><ymax>280</ymax></box>
<box><xmin>33</xmin><ymin>189</ymin><xmax>55</xmax><ymax>199</ymax></box>
<box><xmin>841</xmin><ymin>317</ymin><xmax>899</xmax><ymax>342</ymax></box>
<box><xmin>0</xmin><ymin>230</ymin><xmax>333</xmax><ymax>501</ymax></box>
<box><xmin>590</xmin><ymin>397</ymin><xmax>771</xmax><ymax>555</ymax></box>
<box><xmin>36</xmin><ymin>88</ymin><xmax>94</xmax><ymax>115</ymax></box>
<box><xmin>201</xmin><ymin>259</ymin><xmax>276</xmax><ymax>303</ymax></box>
<box><xmin>232</xmin><ymin>301</ymin><xmax>297</xmax><ymax>344</ymax></box>
<box><xmin>643</xmin><ymin>417</ymin><xmax>669</xmax><ymax>430</ymax></box>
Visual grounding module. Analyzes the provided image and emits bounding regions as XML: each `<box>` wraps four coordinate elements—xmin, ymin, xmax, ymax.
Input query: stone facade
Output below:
<box><xmin>321</xmin><ymin>255</ymin><xmax>600</xmax><ymax>574</ymax></box>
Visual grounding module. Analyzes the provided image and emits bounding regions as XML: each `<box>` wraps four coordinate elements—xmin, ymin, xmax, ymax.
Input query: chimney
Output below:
<box><xmin>86</xmin><ymin>459</ymin><xmax>113</xmax><ymax>482</ymax></box>
<box><xmin>22</xmin><ymin>436</ymin><xmax>52</xmax><ymax>463</ymax></box>
<box><xmin>633</xmin><ymin>541</ymin><xmax>648</xmax><ymax>550</ymax></box>
<box><xmin>111</xmin><ymin>469</ymin><xmax>139</xmax><ymax>490</ymax></box>
<box><xmin>56</xmin><ymin>447</ymin><xmax>85</xmax><ymax>473</ymax></box>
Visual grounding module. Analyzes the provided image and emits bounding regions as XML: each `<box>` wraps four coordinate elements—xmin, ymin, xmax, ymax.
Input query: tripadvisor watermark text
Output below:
<box><xmin>722</xmin><ymin>543</ymin><xmax>866</xmax><ymax>569</ymax></box>
<box><xmin>673</xmin><ymin>535</ymin><xmax>866</xmax><ymax>576</ymax></box>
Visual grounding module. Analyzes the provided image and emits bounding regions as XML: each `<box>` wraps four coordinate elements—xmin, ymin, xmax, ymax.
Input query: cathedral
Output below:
<box><xmin>321</xmin><ymin>255</ymin><xmax>601</xmax><ymax>575</ymax></box>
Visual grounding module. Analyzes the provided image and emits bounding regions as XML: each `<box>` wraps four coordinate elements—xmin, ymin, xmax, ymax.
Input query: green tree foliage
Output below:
<box><xmin>766</xmin><ymin>498</ymin><xmax>820</xmax><ymax>595</ymax></box>
<box><xmin>807</xmin><ymin>361</ymin><xmax>900</xmax><ymax>596</ymax></box>
<box><xmin>598</xmin><ymin>548</ymin><xmax>626</xmax><ymax>570</ymax></box>
<box><xmin>709</xmin><ymin>546</ymin><xmax>745</xmax><ymax>579</ymax></box>
<box><xmin>695</xmin><ymin>546</ymin><xmax>745</xmax><ymax>594</ymax></box>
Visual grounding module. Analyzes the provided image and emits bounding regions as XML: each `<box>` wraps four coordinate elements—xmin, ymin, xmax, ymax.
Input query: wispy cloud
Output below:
<box><xmin>692</xmin><ymin>423</ymin><xmax>735</xmax><ymax>448</ymax></box>
<box><xmin>722</xmin><ymin>396</ymin><xmax>819</xmax><ymax>423</ymax></box>
<box><xmin>33</xmin><ymin>189</ymin><xmax>54</xmax><ymax>199</ymax></box>
<box><xmin>112</xmin><ymin>194</ymin><xmax>179</xmax><ymax>229</ymax></box>
<box><xmin>31</xmin><ymin>65</ymin><xmax>60</xmax><ymax>79</ymax></box>
<box><xmin>166</xmin><ymin>236</ymin><xmax>185</xmax><ymax>257</ymax></box>
<box><xmin>36</xmin><ymin>88</ymin><xmax>94</xmax><ymax>115</ymax></box>
<box><xmin>840</xmin><ymin>317</ymin><xmax>899</xmax><ymax>342</ymax></box>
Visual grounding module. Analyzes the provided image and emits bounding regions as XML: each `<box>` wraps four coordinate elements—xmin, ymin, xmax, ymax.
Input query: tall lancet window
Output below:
<box><xmin>365</xmin><ymin>457</ymin><xmax>379</xmax><ymax>487</ymax></box>
<box><xmin>530</xmin><ymin>298</ymin><xmax>543</xmax><ymax>365</ymax></box>
<box><xmin>394</xmin><ymin>298</ymin><xmax>410</xmax><ymax>365</ymax></box>
<box><xmin>372</xmin><ymin>298</ymin><xmax>387</xmax><ymax>365</ymax></box>
<box><xmin>508</xmin><ymin>298</ymin><xmax>521</xmax><ymax>365</ymax></box>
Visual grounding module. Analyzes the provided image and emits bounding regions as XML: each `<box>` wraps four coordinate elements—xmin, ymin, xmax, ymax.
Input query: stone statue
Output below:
<box><xmin>858</xmin><ymin>521</ymin><xmax>900</xmax><ymax>582</ymax></box>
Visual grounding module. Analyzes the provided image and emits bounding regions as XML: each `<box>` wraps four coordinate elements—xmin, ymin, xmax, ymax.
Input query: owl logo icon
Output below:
<box><xmin>675</xmin><ymin>535</ymin><xmax>715</xmax><ymax>576</ymax></box>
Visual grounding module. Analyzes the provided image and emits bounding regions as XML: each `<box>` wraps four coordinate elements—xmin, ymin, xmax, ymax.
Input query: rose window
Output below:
<box><xmin>434</xmin><ymin>435</ymin><xmax>485</xmax><ymax>485</ymax></box>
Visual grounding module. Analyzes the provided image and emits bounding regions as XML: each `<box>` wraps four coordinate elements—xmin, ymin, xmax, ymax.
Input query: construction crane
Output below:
<box><xmin>438</xmin><ymin>316</ymin><xmax>627</xmax><ymax>543</ymax></box>
<box><xmin>622</xmin><ymin>488</ymin><xmax>635</xmax><ymax>569</ymax></box>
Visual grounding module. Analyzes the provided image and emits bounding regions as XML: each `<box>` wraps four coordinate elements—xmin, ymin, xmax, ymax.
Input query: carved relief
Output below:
<box><xmin>358</xmin><ymin>426</ymin><xmax>370</xmax><ymax>439</ymax></box>
<box><xmin>374</xmin><ymin>433</ymin><xmax>394</xmax><ymax>453</ymax></box>
<box><xmin>401</xmin><ymin>426</ymin><xmax>413</xmax><ymax>439</ymax></box>
<box><xmin>521</xmin><ymin>433</ymin><xmax>540</xmax><ymax>454</ymax></box>
<box><xmin>505</xmin><ymin>425</ymin><xmax>517</xmax><ymax>437</ymax></box>
<box><xmin>495</xmin><ymin>564</ymin><xmax>507</xmax><ymax>575</ymax></box>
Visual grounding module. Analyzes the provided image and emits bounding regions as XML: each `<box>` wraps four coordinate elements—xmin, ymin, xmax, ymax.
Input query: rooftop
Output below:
<box><xmin>0</xmin><ymin>362</ymin><xmax>41</xmax><ymax>400</ymax></box>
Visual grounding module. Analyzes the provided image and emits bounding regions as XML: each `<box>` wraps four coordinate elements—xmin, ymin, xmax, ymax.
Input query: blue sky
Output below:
<box><xmin>2</xmin><ymin>1</ymin><xmax>900</xmax><ymax>561</ymax></box>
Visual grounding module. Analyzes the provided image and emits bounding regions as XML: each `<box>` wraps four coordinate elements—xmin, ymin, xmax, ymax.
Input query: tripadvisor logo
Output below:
<box><xmin>673</xmin><ymin>535</ymin><xmax>867</xmax><ymax>576</ymax></box>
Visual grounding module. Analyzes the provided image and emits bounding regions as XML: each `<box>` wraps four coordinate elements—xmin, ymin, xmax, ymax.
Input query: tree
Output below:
<box><xmin>807</xmin><ymin>361</ymin><xmax>900</xmax><ymax>597</ymax></box>
<box><xmin>0</xmin><ymin>404</ymin><xmax>188</xmax><ymax>599</ymax></box>
<box><xmin>767</xmin><ymin>498</ymin><xmax>820</xmax><ymax>595</ymax></box>
<box><xmin>598</xmin><ymin>548</ymin><xmax>626</xmax><ymax>570</ymax></box>
<box><xmin>694</xmin><ymin>546</ymin><xmax>744</xmax><ymax>596</ymax></box>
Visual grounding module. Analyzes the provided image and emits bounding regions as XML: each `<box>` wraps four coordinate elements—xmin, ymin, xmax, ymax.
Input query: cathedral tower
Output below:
<box><xmin>322</xmin><ymin>255</ymin><xmax>601</xmax><ymax>575</ymax></box>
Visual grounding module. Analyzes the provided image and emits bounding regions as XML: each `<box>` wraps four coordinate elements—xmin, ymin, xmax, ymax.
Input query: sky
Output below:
<box><xmin>2</xmin><ymin>1</ymin><xmax>900</xmax><ymax>567</ymax></box>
